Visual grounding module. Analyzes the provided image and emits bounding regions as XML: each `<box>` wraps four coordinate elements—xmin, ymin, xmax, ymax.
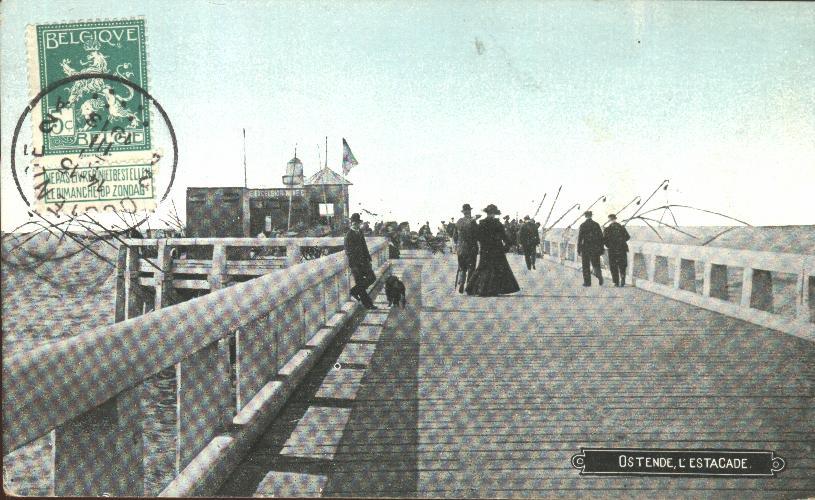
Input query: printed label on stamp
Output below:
<box><xmin>31</xmin><ymin>156</ymin><xmax>158</xmax><ymax>215</ymax></box>
<box><xmin>27</xmin><ymin>18</ymin><xmax>150</xmax><ymax>156</ymax></box>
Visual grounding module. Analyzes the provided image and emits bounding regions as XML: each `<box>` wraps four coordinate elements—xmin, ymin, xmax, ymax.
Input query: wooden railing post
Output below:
<box><xmin>126</xmin><ymin>246</ymin><xmax>144</xmax><ymax>319</ymax></box>
<box><xmin>796</xmin><ymin>270</ymin><xmax>809</xmax><ymax>323</ymax></box>
<box><xmin>740</xmin><ymin>267</ymin><xmax>754</xmax><ymax>308</ymax></box>
<box><xmin>286</xmin><ymin>243</ymin><xmax>302</xmax><ymax>267</ymax></box>
<box><xmin>154</xmin><ymin>240</ymin><xmax>174</xmax><ymax>309</ymax></box>
<box><xmin>646</xmin><ymin>254</ymin><xmax>656</xmax><ymax>282</ymax></box>
<box><xmin>54</xmin><ymin>386</ymin><xmax>143</xmax><ymax>496</ymax></box>
<box><xmin>626</xmin><ymin>250</ymin><xmax>635</xmax><ymax>286</ymax></box>
<box><xmin>673</xmin><ymin>257</ymin><xmax>683</xmax><ymax>289</ymax></box>
<box><xmin>703</xmin><ymin>262</ymin><xmax>713</xmax><ymax>297</ymax></box>
<box><xmin>114</xmin><ymin>245</ymin><xmax>128</xmax><ymax>322</ymax></box>
<box><xmin>209</xmin><ymin>244</ymin><xmax>227</xmax><ymax>290</ymax></box>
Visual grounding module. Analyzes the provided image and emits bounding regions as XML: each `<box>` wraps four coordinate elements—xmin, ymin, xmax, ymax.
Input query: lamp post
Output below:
<box><xmin>604</xmin><ymin>196</ymin><xmax>641</xmax><ymax>227</ymax></box>
<box><xmin>545</xmin><ymin>203</ymin><xmax>582</xmax><ymax>232</ymax></box>
<box><xmin>565</xmin><ymin>195</ymin><xmax>606</xmax><ymax>229</ymax></box>
<box><xmin>624</xmin><ymin>179</ymin><xmax>669</xmax><ymax>226</ymax></box>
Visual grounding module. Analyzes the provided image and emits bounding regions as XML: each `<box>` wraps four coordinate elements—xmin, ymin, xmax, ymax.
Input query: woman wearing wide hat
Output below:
<box><xmin>465</xmin><ymin>204</ymin><xmax>520</xmax><ymax>296</ymax></box>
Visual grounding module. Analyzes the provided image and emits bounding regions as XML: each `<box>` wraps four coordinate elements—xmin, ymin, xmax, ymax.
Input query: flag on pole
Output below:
<box><xmin>342</xmin><ymin>138</ymin><xmax>358</xmax><ymax>175</ymax></box>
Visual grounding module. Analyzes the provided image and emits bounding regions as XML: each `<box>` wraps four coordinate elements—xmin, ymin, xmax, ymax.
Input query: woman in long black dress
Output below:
<box><xmin>465</xmin><ymin>204</ymin><xmax>520</xmax><ymax>296</ymax></box>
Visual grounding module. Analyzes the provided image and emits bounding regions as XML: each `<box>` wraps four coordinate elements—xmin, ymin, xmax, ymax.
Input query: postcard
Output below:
<box><xmin>2</xmin><ymin>1</ymin><xmax>812</xmax><ymax>497</ymax></box>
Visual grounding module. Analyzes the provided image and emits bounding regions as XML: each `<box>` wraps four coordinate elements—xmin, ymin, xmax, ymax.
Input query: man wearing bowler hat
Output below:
<box><xmin>603</xmin><ymin>213</ymin><xmax>631</xmax><ymax>286</ymax></box>
<box><xmin>454</xmin><ymin>204</ymin><xmax>479</xmax><ymax>294</ymax></box>
<box><xmin>344</xmin><ymin>213</ymin><xmax>377</xmax><ymax>309</ymax></box>
<box><xmin>577</xmin><ymin>210</ymin><xmax>604</xmax><ymax>286</ymax></box>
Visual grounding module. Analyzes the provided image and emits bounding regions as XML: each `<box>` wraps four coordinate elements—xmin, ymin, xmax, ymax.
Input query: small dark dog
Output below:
<box><xmin>385</xmin><ymin>275</ymin><xmax>407</xmax><ymax>308</ymax></box>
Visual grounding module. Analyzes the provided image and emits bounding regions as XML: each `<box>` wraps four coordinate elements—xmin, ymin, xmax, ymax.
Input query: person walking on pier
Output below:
<box><xmin>603</xmin><ymin>213</ymin><xmax>630</xmax><ymax>287</ymax></box>
<box><xmin>344</xmin><ymin>213</ymin><xmax>377</xmax><ymax>309</ymax></box>
<box><xmin>518</xmin><ymin>216</ymin><xmax>540</xmax><ymax>271</ymax></box>
<box><xmin>446</xmin><ymin>217</ymin><xmax>457</xmax><ymax>252</ymax></box>
<box><xmin>466</xmin><ymin>204</ymin><xmax>520</xmax><ymax>296</ymax></box>
<box><xmin>577</xmin><ymin>211</ymin><xmax>604</xmax><ymax>286</ymax></box>
<box><xmin>455</xmin><ymin>204</ymin><xmax>479</xmax><ymax>294</ymax></box>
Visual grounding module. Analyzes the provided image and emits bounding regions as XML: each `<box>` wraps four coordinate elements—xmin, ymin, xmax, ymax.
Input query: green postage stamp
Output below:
<box><xmin>26</xmin><ymin>18</ymin><xmax>157</xmax><ymax>214</ymax></box>
<box><xmin>28</xmin><ymin>18</ymin><xmax>150</xmax><ymax>155</ymax></box>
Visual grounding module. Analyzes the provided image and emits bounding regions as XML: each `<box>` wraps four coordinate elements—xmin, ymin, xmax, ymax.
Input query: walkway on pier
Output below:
<box><xmin>217</xmin><ymin>253</ymin><xmax>814</xmax><ymax>497</ymax></box>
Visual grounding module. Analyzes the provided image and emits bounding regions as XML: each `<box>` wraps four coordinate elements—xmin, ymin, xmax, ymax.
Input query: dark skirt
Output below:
<box><xmin>465</xmin><ymin>251</ymin><xmax>520</xmax><ymax>296</ymax></box>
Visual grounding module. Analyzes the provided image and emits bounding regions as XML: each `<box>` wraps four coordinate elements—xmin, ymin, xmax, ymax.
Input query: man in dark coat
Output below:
<box><xmin>455</xmin><ymin>203</ymin><xmax>479</xmax><ymax>294</ymax></box>
<box><xmin>603</xmin><ymin>213</ymin><xmax>631</xmax><ymax>287</ymax></box>
<box><xmin>518</xmin><ymin>216</ymin><xmax>541</xmax><ymax>271</ymax></box>
<box><xmin>344</xmin><ymin>213</ymin><xmax>377</xmax><ymax>309</ymax></box>
<box><xmin>577</xmin><ymin>211</ymin><xmax>604</xmax><ymax>286</ymax></box>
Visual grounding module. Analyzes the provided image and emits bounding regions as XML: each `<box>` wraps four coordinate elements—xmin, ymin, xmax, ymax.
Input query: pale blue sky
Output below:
<box><xmin>2</xmin><ymin>1</ymin><xmax>813</xmax><ymax>230</ymax></box>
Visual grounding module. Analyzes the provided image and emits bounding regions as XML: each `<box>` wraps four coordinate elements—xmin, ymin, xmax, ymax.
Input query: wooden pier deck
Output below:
<box><xmin>217</xmin><ymin>253</ymin><xmax>814</xmax><ymax>497</ymax></box>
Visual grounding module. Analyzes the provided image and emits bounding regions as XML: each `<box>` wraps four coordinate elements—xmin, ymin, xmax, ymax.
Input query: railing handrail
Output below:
<box><xmin>2</xmin><ymin>238</ymin><xmax>388</xmax><ymax>454</ymax></box>
<box><xmin>543</xmin><ymin>236</ymin><xmax>812</xmax><ymax>274</ymax></box>
<box><xmin>627</xmin><ymin>240</ymin><xmax>813</xmax><ymax>274</ymax></box>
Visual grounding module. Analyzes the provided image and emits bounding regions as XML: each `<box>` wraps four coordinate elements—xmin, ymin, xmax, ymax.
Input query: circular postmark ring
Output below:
<box><xmin>9</xmin><ymin>73</ymin><xmax>178</xmax><ymax>221</ymax></box>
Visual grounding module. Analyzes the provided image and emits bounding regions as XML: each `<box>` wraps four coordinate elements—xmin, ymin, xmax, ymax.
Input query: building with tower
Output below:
<box><xmin>185</xmin><ymin>155</ymin><xmax>352</xmax><ymax>237</ymax></box>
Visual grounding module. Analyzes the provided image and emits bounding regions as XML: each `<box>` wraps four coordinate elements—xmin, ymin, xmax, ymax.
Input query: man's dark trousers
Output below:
<box><xmin>522</xmin><ymin>245</ymin><xmax>537</xmax><ymax>270</ymax></box>
<box><xmin>581</xmin><ymin>252</ymin><xmax>603</xmax><ymax>286</ymax></box>
<box><xmin>350</xmin><ymin>265</ymin><xmax>375</xmax><ymax>307</ymax></box>
<box><xmin>608</xmin><ymin>250</ymin><xmax>628</xmax><ymax>286</ymax></box>
<box><xmin>457</xmin><ymin>253</ymin><xmax>476</xmax><ymax>293</ymax></box>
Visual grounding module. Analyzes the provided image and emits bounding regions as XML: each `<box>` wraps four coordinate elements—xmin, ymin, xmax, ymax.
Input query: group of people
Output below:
<box><xmin>342</xmin><ymin>205</ymin><xmax>633</xmax><ymax>307</ymax></box>
<box><xmin>577</xmin><ymin>210</ymin><xmax>631</xmax><ymax>287</ymax></box>
<box><xmin>452</xmin><ymin>203</ymin><xmax>521</xmax><ymax>296</ymax></box>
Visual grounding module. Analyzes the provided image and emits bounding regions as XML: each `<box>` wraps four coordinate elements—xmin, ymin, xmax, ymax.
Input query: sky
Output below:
<box><xmin>2</xmin><ymin>0</ymin><xmax>813</xmax><ymax>231</ymax></box>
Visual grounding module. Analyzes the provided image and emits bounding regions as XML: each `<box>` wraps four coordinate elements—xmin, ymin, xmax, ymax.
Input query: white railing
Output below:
<box><xmin>2</xmin><ymin>238</ymin><xmax>390</xmax><ymax>496</ymax></box>
<box><xmin>115</xmin><ymin>237</ymin><xmax>348</xmax><ymax>318</ymax></box>
<box><xmin>542</xmin><ymin>236</ymin><xmax>814</xmax><ymax>341</ymax></box>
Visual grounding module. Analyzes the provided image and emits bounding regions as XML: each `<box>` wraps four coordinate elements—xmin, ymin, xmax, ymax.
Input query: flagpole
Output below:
<box><xmin>287</xmin><ymin>146</ymin><xmax>295</xmax><ymax>232</ymax></box>
<box><xmin>242</xmin><ymin>128</ymin><xmax>247</xmax><ymax>188</ymax></box>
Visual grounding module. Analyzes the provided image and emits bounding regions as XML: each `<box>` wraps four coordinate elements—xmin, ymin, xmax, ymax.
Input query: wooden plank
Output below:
<box><xmin>287</xmin><ymin>258</ymin><xmax>813</xmax><ymax>497</ymax></box>
<box><xmin>280</xmin><ymin>407</ymin><xmax>352</xmax><ymax>459</ymax></box>
<box><xmin>171</xmin><ymin>279</ymin><xmax>210</xmax><ymax>290</ymax></box>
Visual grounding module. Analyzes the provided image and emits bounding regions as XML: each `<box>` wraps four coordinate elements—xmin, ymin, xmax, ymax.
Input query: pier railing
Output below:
<box><xmin>542</xmin><ymin>236</ymin><xmax>814</xmax><ymax>341</ymax></box>
<box><xmin>116</xmin><ymin>237</ymin><xmax>347</xmax><ymax>318</ymax></box>
<box><xmin>3</xmin><ymin>237</ymin><xmax>390</xmax><ymax>496</ymax></box>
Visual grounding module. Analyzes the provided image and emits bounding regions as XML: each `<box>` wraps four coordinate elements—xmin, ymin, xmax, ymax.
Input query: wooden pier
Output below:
<box><xmin>3</xmin><ymin>236</ymin><xmax>813</xmax><ymax>497</ymax></box>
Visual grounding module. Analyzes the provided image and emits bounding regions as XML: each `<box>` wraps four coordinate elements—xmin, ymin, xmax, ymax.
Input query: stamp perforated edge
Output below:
<box><xmin>24</xmin><ymin>17</ymin><xmax>153</xmax><ymax>159</ymax></box>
